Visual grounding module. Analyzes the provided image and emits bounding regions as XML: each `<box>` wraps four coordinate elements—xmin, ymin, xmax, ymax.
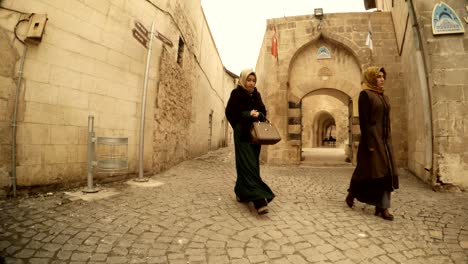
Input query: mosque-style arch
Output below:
<box><xmin>286</xmin><ymin>34</ymin><xmax>361</xmax><ymax>163</ymax></box>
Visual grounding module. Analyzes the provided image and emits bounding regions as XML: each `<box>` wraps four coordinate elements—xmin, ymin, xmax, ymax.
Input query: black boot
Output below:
<box><xmin>345</xmin><ymin>193</ymin><xmax>354</xmax><ymax>208</ymax></box>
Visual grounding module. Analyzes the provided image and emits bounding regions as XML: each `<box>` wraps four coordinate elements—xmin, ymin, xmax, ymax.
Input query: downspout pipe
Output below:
<box><xmin>10</xmin><ymin>15</ymin><xmax>31</xmax><ymax>197</ymax></box>
<box><xmin>11</xmin><ymin>42</ymin><xmax>27</xmax><ymax>198</ymax></box>
<box><xmin>407</xmin><ymin>0</ymin><xmax>434</xmax><ymax>181</ymax></box>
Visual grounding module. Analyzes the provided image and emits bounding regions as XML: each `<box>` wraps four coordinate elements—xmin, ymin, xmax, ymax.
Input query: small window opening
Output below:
<box><xmin>177</xmin><ymin>37</ymin><xmax>184</xmax><ymax>66</ymax></box>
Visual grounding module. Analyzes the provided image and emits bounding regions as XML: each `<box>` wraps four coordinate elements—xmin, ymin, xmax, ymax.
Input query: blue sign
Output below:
<box><xmin>432</xmin><ymin>2</ymin><xmax>465</xmax><ymax>35</ymax></box>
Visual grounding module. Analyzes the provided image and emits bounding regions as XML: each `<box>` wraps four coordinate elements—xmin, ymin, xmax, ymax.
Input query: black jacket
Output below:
<box><xmin>225</xmin><ymin>86</ymin><xmax>267</xmax><ymax>142</ymax></box>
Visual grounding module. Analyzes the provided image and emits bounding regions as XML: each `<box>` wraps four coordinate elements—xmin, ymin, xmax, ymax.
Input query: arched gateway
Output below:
<box><xmin>254</xmin><ymin>13</ymin><xmax>401</xmax><ymax>166</ymax></box>
<box><xmin>288</xmin><ymin>34</ymin><xmax>361</xmax><ymax>164</ymax></box>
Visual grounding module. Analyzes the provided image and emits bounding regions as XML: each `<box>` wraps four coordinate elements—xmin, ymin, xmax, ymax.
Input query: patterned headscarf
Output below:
<box><xmin>238</xmin><ymin>69</ymin><xmax>256</xmax><ymax>93</ymax></box>
<box><xmin>362</xmin><ymin>66</ymin><xmax>386</xmax><ymax>94</ymax></box>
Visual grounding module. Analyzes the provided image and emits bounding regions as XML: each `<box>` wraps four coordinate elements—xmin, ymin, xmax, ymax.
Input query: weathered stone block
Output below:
<box><xmin>15</xmin><ymin>164</ymin><xmax>42</xmax><ymax>186</ymax></box>
<box><xmin>17</xmin><ymin>144</ymin><xmax>42</xmax><ymax>166</ymax></box>
<box><xmin>25</xmin><ymin>81</ymin><xmax>58</xmax><ymax>105</ymax></box>
<box><xmin>0</xmin><ymin>143</ymin><xmax>11</xmax><ymax>166</ymax></box>
<box><xmin>433</xmin><ymin>119</ymin><xmax>448</xmax><ymax>137</ymax></box>
<box><xmin>432</xmin><ymin>85</ymin><xmax>464</xmax><ymax>103</ymax></box>
<box><xmin>44</xmin><ymin>145</ymin><xmax>69</xmax><ymax>164</ymax></box>
<box><xmin>50</xmin><ymin>125</ymin><xmax>79</xmax><ymax>145</ymax></box>
<box><xmin>58</xmin><ymin>88</ymin><xmax>89</xmax><ymax>109</ymax></box>
<box><xmin>22</xmin><ymin>59</ymin><xmax>50</xmax><ymax>83</ymax></box>
<box><xmin>24</xmin><ymin>102</ymin><xmax>62</xmax><ymax>125</ymax></box>
<box><xmin>17</xmin><ymin>123</ymin><xmax>50</xmax><ymax>145</ymax></box>
<box><xmin>288</xmin><ymin>109</ymin><xmax>300</xmax><ymax>117</ymax></box>
<box><xmin>0</xmin><ymin>122</ymin><xmax>11</xmax><ymax>145</ymax></box>
<box><xmin>83</xmin><ymin>0</ymin><xmax>110</xmax><ymax>15</ymax></box>
<box><xmin>62</xmin><ymin>108</ymin><xmax>89</xmax><ymax>127</ymax></box>
<box><xmin>0</xmin><ymin>29</ymin><xmax>19</xmax><ymax>77</ymax></box>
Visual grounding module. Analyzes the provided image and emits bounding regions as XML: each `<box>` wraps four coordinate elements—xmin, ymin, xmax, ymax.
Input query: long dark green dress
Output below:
<box><xmin>225</xmin><ymin>86</ymin><xmax>275</xmax><ymax>203</ymax></box>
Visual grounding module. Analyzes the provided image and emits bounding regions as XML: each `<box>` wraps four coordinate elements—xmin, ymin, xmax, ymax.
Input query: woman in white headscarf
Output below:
<box><xmin>225</xmin><ymin>69</ymin><xmax>275</xmax><ymax>215</ymax></box>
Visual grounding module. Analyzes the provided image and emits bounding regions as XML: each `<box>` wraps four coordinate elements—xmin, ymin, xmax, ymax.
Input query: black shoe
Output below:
<box><xmin>253</xmin><ymin>198</ymin><xmax>268</xmax><ymax>215</ymax></box>
<box><xmin>256</xmin><ymin>205</ymin><xmax>268</xmax><ymax>215</ymax></box>
<box><xmin>375</xmin><ymin>207</ymin><xmax>394</xmax><ymax>221</ymax></box>
<box><xmin>236</xmin><ymin>196</ymin><xmax>248</xmax><ymax>203</ymax></box>
<box><xmin>345</xmin><ymin>193</ymin><xmax>354</xmax><ymax>208</ymax></box>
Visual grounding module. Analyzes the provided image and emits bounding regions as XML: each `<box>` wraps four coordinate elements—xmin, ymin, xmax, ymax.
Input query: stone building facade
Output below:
<box><xmin>0</xmin><ymin>0</ymin><xmax>235</xmax><ymax>192</ymax></box>
<box><xmin>256</xmin><ymin>0</ymin><xmax>468</xmax><ymax>188</ymax></box>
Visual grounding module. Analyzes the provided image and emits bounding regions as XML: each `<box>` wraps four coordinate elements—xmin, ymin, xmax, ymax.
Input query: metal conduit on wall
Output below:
<box><xmin>10</xmin><ymin>15</ymin><xmax>32</xmax><ymax>197</ymax></box>
<box><xmin>11</xmin><ymin>46</ymin><xmax>27</xmax><ymax>198</ymax></box>
<box><xmin>4</xmin><ymin>6</ymin><xmax>46</xmax><ymax>196</ymax></box>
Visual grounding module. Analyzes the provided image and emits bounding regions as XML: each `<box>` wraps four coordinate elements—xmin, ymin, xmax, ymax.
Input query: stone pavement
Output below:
<box><xmin>1</xmin><ymin>146</ymin><xmax>467</xmax><ymax>264</ymax></box>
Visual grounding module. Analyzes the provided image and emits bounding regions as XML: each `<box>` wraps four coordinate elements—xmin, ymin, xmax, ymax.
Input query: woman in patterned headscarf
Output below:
<box><xmin>225</xmin><ymin>69</ymin><xmax>275</xmax><ymax>215</ymax></box>
<box><xmin>345</xmin><ymin>66</ymin><xmax>399</xmax><ymax>221</ymax></box>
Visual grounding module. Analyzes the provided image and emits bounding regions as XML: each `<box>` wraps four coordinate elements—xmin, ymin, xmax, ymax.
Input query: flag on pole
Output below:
<box><xmin>271</xmin><ymin>26</ymin><xmax>278</xmax><ymax>59</ymax></box>
<box><xmin>365</xmin><ymin>20</ymin><xmax>373</xmax><ymax>50</ymax></box>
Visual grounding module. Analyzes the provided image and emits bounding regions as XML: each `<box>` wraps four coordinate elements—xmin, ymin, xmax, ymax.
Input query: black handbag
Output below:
<box><xmin>250</xmin><ymin>119</ymin><xmax>281</xmax><ymax>145</ymax></box>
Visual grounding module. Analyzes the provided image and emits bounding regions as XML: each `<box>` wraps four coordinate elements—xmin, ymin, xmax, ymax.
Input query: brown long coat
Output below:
<box><xmin>352</xmin><ymin>89</ymin><xmax>399</xmax><ymax>190</ymax></box>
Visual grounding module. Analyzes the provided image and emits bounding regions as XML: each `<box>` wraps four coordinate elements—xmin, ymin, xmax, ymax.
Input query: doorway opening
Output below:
<box><xmin>300</xmin><ymin>89</ymin><xmax>352</xmax><ymax>166</ymax></box>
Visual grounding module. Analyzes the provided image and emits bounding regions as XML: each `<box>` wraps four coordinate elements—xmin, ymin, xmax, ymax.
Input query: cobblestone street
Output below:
<box><xmin>1</xmin><ymin>146</ymin><xmax>467</xmax><ymax>264</ymax></box>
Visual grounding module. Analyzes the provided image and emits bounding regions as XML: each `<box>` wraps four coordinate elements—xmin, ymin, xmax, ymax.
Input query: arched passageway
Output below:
<box><xmin>300</xmin><ymin>89</ymin><xmax>352</xmax><ymax>165</ymax></box>
<box><xmin>311</xmin><ymin>111</ymin><xmax>336</xmax><ymax>148</ymax></box>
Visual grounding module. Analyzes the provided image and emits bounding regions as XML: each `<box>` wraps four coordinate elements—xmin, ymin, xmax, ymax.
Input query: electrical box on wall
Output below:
<box><xmin>25</xmin><ymin>14</ymin><xmax>48</xmax><ymax>44</ymax></box>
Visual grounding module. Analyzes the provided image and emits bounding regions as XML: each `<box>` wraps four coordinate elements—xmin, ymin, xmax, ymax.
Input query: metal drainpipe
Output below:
<box><xmin>407</xmin><ymin>0</ymin><xmax>434</xmax><ymax>180</ymax></box>
<box><xmin>11</xmin><ymin>45</ymin><xmax>27</xmax><ymax>197</ymax></box>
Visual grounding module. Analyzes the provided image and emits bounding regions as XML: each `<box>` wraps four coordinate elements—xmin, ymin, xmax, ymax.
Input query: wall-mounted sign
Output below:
<box><xmin>432</xmin><ymin>2</ymin><xmax>465</xmax><ymax>35</ymax></box>
<box><xmin>464</xmin><ymin>6</ymin><xmax>468</xmax><ymax>24</ymax></box>
<box><xmin>132</xmin><ymin>21</ymin><xmax>173</xmax><ymax>49</ymax></box>
<box><xmin>316</xmin><ymin>46</ymin><xmax>331</xmax><ymax>59</ymax></box>
<box><xmin>132</xmin><ymin>21</ymin><xmax>151</xmax><ymax>48</ymax></box>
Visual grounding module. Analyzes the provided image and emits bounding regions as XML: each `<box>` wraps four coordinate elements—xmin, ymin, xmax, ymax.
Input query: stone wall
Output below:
<box><xmin>401</xmin><ymin>0</ymin><xmax>468</xmax><ymax>187</ymax></box>
<box><xmin>0</xmin><ymin>0</ymin><xmax>234</xmax><ymax>190</ymax></box>
<box><xmin>152</xmin><ymin>49</ymin><xmax>193</xmax><ymax>173</ymax></box>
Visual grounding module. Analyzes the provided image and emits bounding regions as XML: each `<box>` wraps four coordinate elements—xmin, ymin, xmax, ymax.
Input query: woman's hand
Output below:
<box><xmin>250</xmin><ymin>109</ymin><xmax>260</xmax><ymax>118</ymax></box>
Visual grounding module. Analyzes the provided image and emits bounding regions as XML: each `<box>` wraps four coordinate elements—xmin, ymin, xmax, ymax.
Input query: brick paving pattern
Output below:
<box><xmin>1</xmin><ymin>147</ymin><xmax>467</xmax><ymax>263</ymax></box>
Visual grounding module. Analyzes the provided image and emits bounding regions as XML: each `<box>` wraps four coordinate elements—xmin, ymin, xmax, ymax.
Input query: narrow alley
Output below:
<box><xmin>1</xmin><ymin>146</ymin><xmax>467</xmax><ymax>264</ymax></box>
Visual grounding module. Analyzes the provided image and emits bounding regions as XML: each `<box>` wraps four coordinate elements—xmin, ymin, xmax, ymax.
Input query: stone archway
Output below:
<box><xmin>286</xmin><ymin>35</ymin><xmax>361</xmax><ymax>164</ymax></box>
<box><xmin>255</xmin><ymin>16</ymin><xmax>380</xmax><ymax>165</ymax></box>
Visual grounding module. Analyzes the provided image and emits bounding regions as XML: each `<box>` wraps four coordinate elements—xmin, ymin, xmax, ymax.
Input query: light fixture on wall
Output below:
<box><xmin>314</xmin><ymin>8</ymin><xmax>324</xmax><ymax>30</ymax></box>
<box><xmin>314</xmin><ymin>8</ymin><xmax>323</xmax><ymax>18</ymax></box>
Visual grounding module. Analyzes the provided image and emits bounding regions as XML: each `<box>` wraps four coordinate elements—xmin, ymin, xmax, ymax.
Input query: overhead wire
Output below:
<box><xmin>0</xmin><ymin>5</ymin><xmax>28</xmax><ymax>14</ymax></box>
<box><xmin>14</xmin><ymin>17</ymin><xmax>31</xmax><ymax>44</ymax></box>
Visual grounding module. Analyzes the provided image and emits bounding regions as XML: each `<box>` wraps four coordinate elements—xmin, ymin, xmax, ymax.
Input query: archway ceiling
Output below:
<box><xmin>303</xmin><ymin>88</ymin><xmax>351</xmax><ymax>105</ymax></box>
<box><xmin>313</xmin><ymin>110</ymin><xmax>335</xmax><ymax>124</ymax></box>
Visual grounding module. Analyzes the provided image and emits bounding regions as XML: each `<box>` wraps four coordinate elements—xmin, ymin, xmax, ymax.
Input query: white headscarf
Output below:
<box><xmin>238</xmin><ymin>69</ymin><xmax>256</xmax><ymax>94</ymax></box>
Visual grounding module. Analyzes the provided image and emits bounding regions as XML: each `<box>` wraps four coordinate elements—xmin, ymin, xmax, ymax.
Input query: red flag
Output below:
<box><xmin>271</xmin><ymin>26</ymin><xmax>278</xmax><ymax>59</ymax></box>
